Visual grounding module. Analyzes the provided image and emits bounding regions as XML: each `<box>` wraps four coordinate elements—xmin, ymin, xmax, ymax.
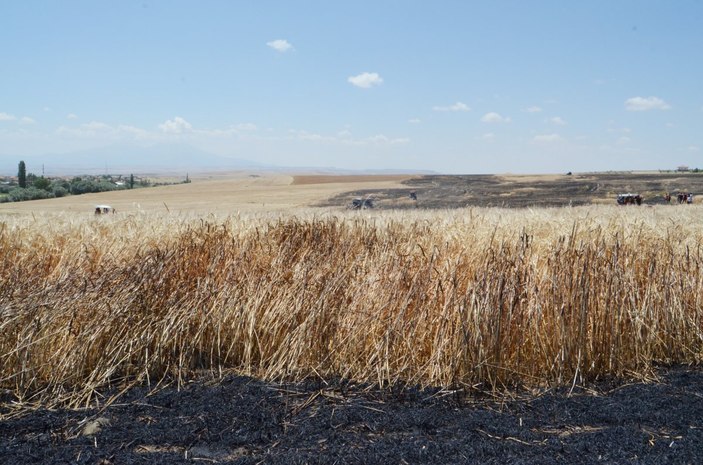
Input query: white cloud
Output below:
<box><xmin>481</xmin><ymin>132</ymin><xmax>495</xmax><ymax>140</ymax></box>
<box><xmin>43</xmin><ymin>107</ymin><xmax>51</xmax><ymax>112</ymax></box>
<box><xmin>625</xmin><ymin>96</ymin><xmax>671</xmax><ymax>111</ymax></box>
<box><xmin>159</xmin><ymin>116</ymin><xmax>193</xmax><ymax>134</ymax></box>
<box><xmin>617</xmin><ymin>136</ymin><xmax>631</xmax><ymax>145</ymax></box>
<box><xmin>348</xmin><ymin>72</ymin><xmax>383</xmax><ymax>89</ymax></box>
<box><xmin>0</xmin><ymin>112</ymin><xmax>17</xmax><ymax>121</ymax></box>
<box><xmin>19</xmin><ymin>117</ymin><xmax>35</xmax><ymax>125</ymax></box>
<box><xmin>267</xmin><ymin>39</ymin><xmax>293</xmax><ymax>53</ymax></box>
<box><xmin>688</xmin><ymin>145</ymin><xmax>700</xmax><ymax>152</ymax></box>
<box><xmin>433</xmin><ymin>102</ymin><xmax>470</xmax><ymax>112</ymax></box>
<box><xmin>533</xmin><ymin>133</ymin><xmax>563</xmax><ymax>143</ymax></box>
<box><xmin>408</xmin><ymin>118</ymin><xmax>421</xmax><ymax>124</ymax></box>
<box><xmin>524</xmin><ymin>106</ymin><xmax>542</xmax><ymax>113</ymax></box>
<box><xmin>550</xmin><ymin>116</ymin><xmax>567</xmax><ymax>126</ymax></box>
<box><xmin>665</xmin><ymin>122</ymin><xmax>675</xmax><ymax>128</ymax></box>
<box><xmin>67</xmin><ymin>113</ymin><xmax>78</xmax><ymax>120</ymax></box>
<box><xmin>481</xmin><ymin>112</ymin><xmax>511</xmax><ymax>123</ymax></box>
<box><xmin>366</xmin><ymin>134</ymin><xmax>409</xmax><ymax>145</ymax></box>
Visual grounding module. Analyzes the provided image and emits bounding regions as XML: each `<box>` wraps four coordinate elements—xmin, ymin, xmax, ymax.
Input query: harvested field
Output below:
<box><xmin>0</xmin><ymin>173</ymin><xmax>410</xmax><ymax>214</ymax></box>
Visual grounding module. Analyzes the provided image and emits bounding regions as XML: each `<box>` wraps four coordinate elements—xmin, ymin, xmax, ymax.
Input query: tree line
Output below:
<box><xmin>1</xmin><ymin>161</ymin><xmax>139</xmax><ymax>203</ymax></box>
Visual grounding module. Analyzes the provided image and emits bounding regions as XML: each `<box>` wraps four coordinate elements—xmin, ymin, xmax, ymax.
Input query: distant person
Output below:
<box><xmin>95</xmin><ymin>207</ymin><xmax>101</xmax><ymax>215</ymax></box>
<box><xmin>688</xmin><ymin>193</ymin><xmax>693</xmax><ymax>204</ymax></box>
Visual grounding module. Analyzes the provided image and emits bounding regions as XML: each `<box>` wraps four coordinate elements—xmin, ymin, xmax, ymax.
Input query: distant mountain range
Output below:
<box><xmin>0</xmin><ymin>143</ymin><xmax>267</xmax><ymax>176</ymax></box>
<box><xmin>0</xmin><ymin>143</ymin><xmax>434</xmax><ymax>177</ymax></box>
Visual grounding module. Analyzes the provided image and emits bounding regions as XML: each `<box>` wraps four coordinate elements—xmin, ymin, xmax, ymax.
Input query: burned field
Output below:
<box><xmin>2</xmin><ymin>194</ymin><xmax>703</xmax><ymax>464</ymax></box>
<box><xmin>320</xmin><ymin>172</ymin><xmax>703</xmax><ymax>209</ymax></box>
<box><xmin>2</xmin><ymin>367</ymin><xmax>703</xmax><ymax>464</ymax></box>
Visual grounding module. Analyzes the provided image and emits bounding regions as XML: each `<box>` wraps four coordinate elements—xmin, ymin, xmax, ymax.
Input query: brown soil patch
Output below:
<box><xmin>292</xmin><ymin>174</ymin><xmax>413</xmax><ymax>185</ymax></box>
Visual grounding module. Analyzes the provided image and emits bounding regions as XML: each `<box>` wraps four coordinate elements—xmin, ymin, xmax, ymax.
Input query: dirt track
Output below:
<box><xmin>2</xmin><ymin>366</ymin><xmax>702</xmax><ymax>464</ymax></box>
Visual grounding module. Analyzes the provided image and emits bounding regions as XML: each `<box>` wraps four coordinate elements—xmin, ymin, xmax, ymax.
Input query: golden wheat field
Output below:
<box><xmin>1</xmin><ymin>174</ymin><xmax>703</xmax><ymax>411</ymax></box>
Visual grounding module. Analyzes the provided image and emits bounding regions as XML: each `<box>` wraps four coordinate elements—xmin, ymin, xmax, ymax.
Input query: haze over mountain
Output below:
<box><xmin>1</xmin><ymin>143</ymin><xmax>267</xmax><ymax>176</ymax></box>
<box><xmin>1</xmin><ymin>143</ymin><xmax>434</xmax><ymax>177</ymax></box>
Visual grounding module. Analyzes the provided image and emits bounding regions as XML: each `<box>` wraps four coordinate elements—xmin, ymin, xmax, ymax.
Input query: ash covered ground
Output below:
<box><xmin>321</xmin><ymin>172</ymin><xmax>703</xmax><ymax>209</ymax></box>
<box><xmin>2</xmin><ymin>366</ymin><xmax>702</xmax><ymax>464</ymax></box>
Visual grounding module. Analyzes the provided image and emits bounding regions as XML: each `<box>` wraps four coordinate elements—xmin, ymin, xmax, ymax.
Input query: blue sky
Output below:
<box><xmin>1</xmin><ymin>0</ymin><xmax>702</xmax><ymax>174</ymax></box>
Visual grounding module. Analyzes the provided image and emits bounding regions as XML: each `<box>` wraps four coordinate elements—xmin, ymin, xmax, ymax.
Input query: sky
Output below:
<box><xmin>1</xmin><ymin>0</ymin><xmax>702</xmax><ymax>174</ymax></box>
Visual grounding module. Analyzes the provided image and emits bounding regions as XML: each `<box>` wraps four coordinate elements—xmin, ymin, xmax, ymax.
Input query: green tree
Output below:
<box><xmin>18</xmin><ymin>161</ymin><xmax>26</xmax><ymax>188</ymax></box>
<box><xmin>33</xmin><ymin>176</ymin><xmax>51</xmax><ymax>191</ymax></box>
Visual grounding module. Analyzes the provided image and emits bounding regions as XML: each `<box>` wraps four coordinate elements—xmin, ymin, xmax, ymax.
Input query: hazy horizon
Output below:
<box><xmin>1</xmin><ymin>1</ymin><xmax>701</xmax><ymax>174</ymax></box>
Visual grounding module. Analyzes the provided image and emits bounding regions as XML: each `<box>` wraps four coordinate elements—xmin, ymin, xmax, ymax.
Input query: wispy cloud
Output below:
<box><xmin>607</xmin><ymin>126</ymin><xmax>631</xmax><ymax>134</ymax></box>
<box><xmin>533</xmin><ymin>133</ymin><xmax>563</xmax><ymax>143</ymax></box>
<box><xmin>481</xmin><ymin>132</ymin><xmax>495</xmax><ymax>140</ymax></box>
<box><xmin>56</xmin><ymin>121</ymin><xmax>118</xmax><ymax>138</ymax></box>
<box><xmin>433</xmin><ymin>102</ymin><xmax>470</xmax><ymax>112</ymax></box>
<box><xmin>364</xmin><ymin>134</ymin><xmax>409</xmax><ymax>145</ymax></box>
<box><xmin>524</xmin><ymin>106</ymin><xmax>542</xmax><ymax>113</ymax></box>
<box><xmin>234</xmin><ymin>123</ymin><xmax>257</xmax><ymax>132</ymax></box>
<box><xmin>55</xmin><ymin>118</ymin><xmax>257</xmax><ymax>141</ymax></box>
<box><xmin>481</xmin><ymin>112</ymin><xmax>511</xmax><ymax>123</ymax></box>
<box><xmin>67</xmin><ymin>113</ymin><xmax>78</xmax><ymax>120</ymax></box>
<box><xmin>625</xmin><ymin>96</ymin><xmax>671</xmax><ymax>111</ymax></box>
<box><xmin>348</xmin><ymin>72</ymin><xmax>383</xmax><ymax>89</ymax></box>
<box><xmin>19</xmin><ymin>116</ymin><xmax>35</xmax><ymax>125</ymax></box>
<box><xmin>550</xmin><ymin>116</ymin><xmax>567</xmax><ymax>126</ymax></box>
<box><xmin>0</xmin><ymin>112</ymin><xmax>17</xmax><ymax>121</ymax></box>
<box><xmin>408</xmin><ymin>118</ymin><xmax>421</xmax><ymax>124</ymax></box>
<box><xmin>289</xmin><ymin>128</ymin><xmax>408</xmax><ymax>145</ymax></box>
<box><xmin>158</xmin><ymin>116</ymin><xmax>193</xmax><ymax>134</ymax></box>
<box><xmin>267</xmin><ymin>39</ymin><xmax>293</xmax><ymax>53</ymax></box>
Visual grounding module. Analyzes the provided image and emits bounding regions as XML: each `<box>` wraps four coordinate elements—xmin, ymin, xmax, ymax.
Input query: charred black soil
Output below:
<box><xmin>2</xmin><ymin>366</ymin><xmax>702</xmax><ymax>464</ymax></box>
<box><xmin>320</xmin><ymin>172</ymin><xmax>703</xmax><ymax>209</ymax></box>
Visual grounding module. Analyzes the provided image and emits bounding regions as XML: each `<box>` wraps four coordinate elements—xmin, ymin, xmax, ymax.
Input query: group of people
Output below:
<box><xmin>664</xmin><ymin>192</ymin><xmax>694</xmax><ymax>204</ymax></box>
